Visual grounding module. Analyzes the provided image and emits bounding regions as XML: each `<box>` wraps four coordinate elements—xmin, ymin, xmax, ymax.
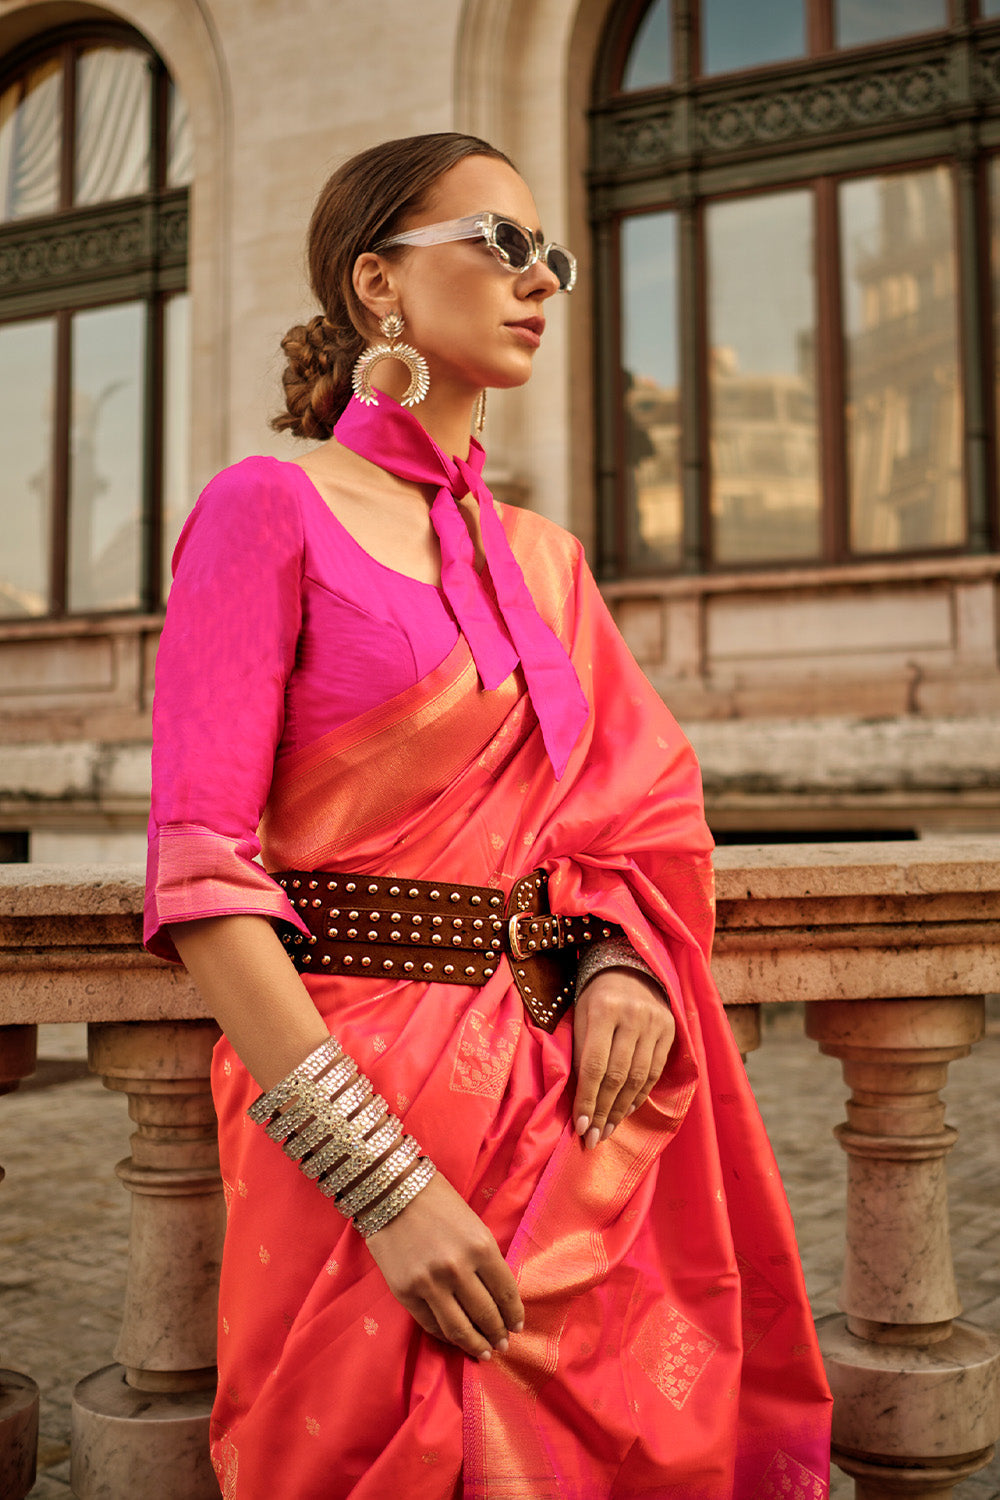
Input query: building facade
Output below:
<box><xmin>3</xmin><ymin>0</ymin><xmax>1000</xmax><ymax>861</ymax></box>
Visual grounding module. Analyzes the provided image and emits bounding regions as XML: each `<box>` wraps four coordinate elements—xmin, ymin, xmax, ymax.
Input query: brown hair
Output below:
<box><xmin>272</xmin><ymin>133</ymin><xmax>516</xmax><ymax>440</ymax></box>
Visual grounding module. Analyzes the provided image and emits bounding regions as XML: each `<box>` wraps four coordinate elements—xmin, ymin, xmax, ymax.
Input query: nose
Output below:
<box><xmin>518</xmin><ymin>256</ymin><xmax>561</xmax><ymax>299</ymax></box>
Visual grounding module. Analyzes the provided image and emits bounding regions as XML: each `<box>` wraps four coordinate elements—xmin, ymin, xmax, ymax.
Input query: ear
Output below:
<box><xmin>352</xmin><ymin>252</ymin><xmax>398</xmax><ymax>328</ymax></box>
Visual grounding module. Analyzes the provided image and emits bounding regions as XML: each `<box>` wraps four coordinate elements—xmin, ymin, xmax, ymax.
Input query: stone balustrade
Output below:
<box><xmin>1</xmin><ymin>847</ymin><xmax>999</xmax><ymax>1499</ymax></box>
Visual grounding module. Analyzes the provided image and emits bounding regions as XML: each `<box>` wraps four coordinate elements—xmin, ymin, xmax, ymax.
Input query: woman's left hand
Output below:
<box><xmin>572</xmin><ymin>969</ymin><xmax>675</xmax><ymax>1149</ymax></box>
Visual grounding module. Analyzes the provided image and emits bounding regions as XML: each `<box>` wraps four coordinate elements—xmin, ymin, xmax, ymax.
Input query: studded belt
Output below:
<box><xmin>274</xmin><ymin>868</ymin><xmax>622</xmax><ymax>1033</ymax></box>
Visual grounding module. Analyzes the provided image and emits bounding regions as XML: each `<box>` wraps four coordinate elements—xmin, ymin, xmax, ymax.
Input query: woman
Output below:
<box><xmin>146</xmin><ymin>133</ymin><xmax>832</xmax><ymax>1499</ymax></box>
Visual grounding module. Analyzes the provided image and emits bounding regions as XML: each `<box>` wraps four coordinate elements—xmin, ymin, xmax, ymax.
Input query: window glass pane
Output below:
<box><xmin>836</xmin><ymin>0</ymin><xmax>947</xmax><ymax>47</ymax></box>
<box><xmin>706</xmin><ymin>191</ymin><xmax>820</xmax><ymax>565</ymax></box>
<box><xmin>621</xmin><ymin>212</ymin><xmax>681</xmax><ymax>569</ymax></box>
<box><xmin>0</xmin><ymin>58</ymin><xmax>61</xmax><ymax>222</ymax></box>
<box><xmin>841</xmin><ymin>167</ymin><xmax>963</xmax><ymax>555</ymax></box>
<box><xmin>166</xmin><ymin>81</ymin><xmax>194</xmax><ymax>188</ymax></box>
<box><xmin>701</xmin><ymin>0</ymin><xmax>803</xmax><ymax>76</ymax></box>
<box><xmin>75</xmin><ymin>47</ymin><xmax>150</xmax><ymax>205</ymax></box>
<box><xmin>0</xmin><ymin>317</ymin><xmax>55</xmax><ymax>616</ymax></box>
<box><xmin>984</xmin><ymin>0</ymin><xmax>1000</xmax><ymax>15</ymax></box>
<box><xmin>162</xmin><ymin>293</ymin><xmax>191</xmax><ymax>597</ymax></box>
<box><xmin>68</xmin><ymin>302</ymin><xmax>145</xmax><ymax>611</ymax></box>
<box><xmin>622</xmin><ymin>0</ymin><xmax>671</xmax><ymax>92</ymax></box>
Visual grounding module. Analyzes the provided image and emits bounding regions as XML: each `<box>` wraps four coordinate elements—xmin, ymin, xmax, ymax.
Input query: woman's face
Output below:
<box><xmin>373</xmin><ymin>155</ymin><xmax>563</xmax><ymax>398</ymax></box>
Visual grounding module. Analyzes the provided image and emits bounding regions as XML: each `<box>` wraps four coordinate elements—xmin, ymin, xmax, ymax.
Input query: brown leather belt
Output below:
<box><xmin>274</xmin><ymin>868</ymin><xmax>621</xmax><ymax>1033</ymax></box>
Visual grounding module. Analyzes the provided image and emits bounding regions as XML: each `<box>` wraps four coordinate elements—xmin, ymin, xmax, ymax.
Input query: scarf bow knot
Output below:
<box><xmin>334</xmin><ymin>395</ymin><xmax>587</xmax><ymax>778</ymax></box>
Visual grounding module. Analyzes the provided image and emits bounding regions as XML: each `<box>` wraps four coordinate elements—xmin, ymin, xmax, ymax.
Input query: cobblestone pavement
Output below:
<box><xmin>3</xmin><ymin>1014</ymin><xmax>998</xmax><ymax>1500</ymax></box>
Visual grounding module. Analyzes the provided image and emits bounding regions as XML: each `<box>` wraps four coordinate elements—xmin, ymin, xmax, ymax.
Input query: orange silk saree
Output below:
<box><xmin>209</xmin><ymin>505</ymin><xmax>832</xmax><ymax>1500</ymax></box>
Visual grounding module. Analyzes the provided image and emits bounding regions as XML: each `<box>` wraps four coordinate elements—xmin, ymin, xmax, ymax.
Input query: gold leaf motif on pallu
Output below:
<box><xmin>450</xmin><ymin>1011</ymin><xmax>519</xmax><ymax>1098</ymax></box>
<box><xmin>212</xmin><ymin>1433</ymin><xmax>238</xmax><ymax>1500</ymax></box>
<box><xmin>752</xmin><ymin>1450</ymin><xmax>828</xmax><ymax>1499</ymax></box>
<box><xmin>632</xmin><ymin>1302</ymin><xmax>719</xmax><ymax>1409</ymax></box>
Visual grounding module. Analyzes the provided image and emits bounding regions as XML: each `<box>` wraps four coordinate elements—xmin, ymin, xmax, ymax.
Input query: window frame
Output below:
<box><xmin>0</xmin><ymin>21</ymin><xmax>189</xmax><ymax>619</ymax></box>
<box><xmin>591</xmin><ymin>0</ymin><xmax>1000</xmax><ymax>577</ymax></box>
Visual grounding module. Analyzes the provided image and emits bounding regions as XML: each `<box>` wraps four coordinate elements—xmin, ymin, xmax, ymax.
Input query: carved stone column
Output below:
<box><xmin>805</xmin><ymin>997</ymin><xmax>1000</xmax><ymax>1499</ymax></box>
<box><xmin>0</xmin><ymin>1025</ymin><xmax>40</xmax><ymax>1500</ymax></box>
<box><xmin>71</xmin><ymin>1020</ymin><xmax>224</xmax><ymax>1500</ymax></box>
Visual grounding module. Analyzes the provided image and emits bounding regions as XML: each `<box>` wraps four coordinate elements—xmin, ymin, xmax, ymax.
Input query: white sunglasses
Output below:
<box><xmin>374</xmin><ymin>212</ymin><xmax>577</xmax><ymax>292</ymax></box>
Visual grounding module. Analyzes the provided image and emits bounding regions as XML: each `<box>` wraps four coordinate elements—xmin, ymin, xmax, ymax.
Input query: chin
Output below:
<box><xmin>488</xmin><ymin>362</ymin><xmax>536</xmax><ymax>392</ymax></box>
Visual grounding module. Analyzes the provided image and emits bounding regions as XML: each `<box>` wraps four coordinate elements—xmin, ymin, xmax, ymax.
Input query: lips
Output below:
<box><xmin>506</xmin><ymin>317</ymin><xmax>545</xmax><ymax>346</ymax></box>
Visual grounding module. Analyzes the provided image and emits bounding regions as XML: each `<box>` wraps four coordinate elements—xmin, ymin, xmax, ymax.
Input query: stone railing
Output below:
<box><xmin>1</xmin><ymin>846</ymin><xmax>999</xmax><ymax>1499</ymax></box>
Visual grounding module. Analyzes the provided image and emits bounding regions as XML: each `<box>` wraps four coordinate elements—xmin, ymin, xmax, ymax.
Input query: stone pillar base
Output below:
<box><xmin>839</xmin><ymin>1451</ymin><xmax>995</xmax><ymax>1500</ymax></box>
<box><xmin>819</xmin><ymin>1313</ymin><xmax>1000</xmax><ymax>1495</ymax></box>
<box><xmin>71</xmin><ymin>1364</ymin><xmax>217</xmax><ymax>1500</ymax></box>
<box><xmin>0</xmin><ymin>1371</ymin><xmax>39</xmax><ymax>1500</ymax></box>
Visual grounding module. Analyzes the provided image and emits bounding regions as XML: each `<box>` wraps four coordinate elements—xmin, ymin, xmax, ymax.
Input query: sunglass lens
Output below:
<box><xmin>546</xmin><ymin>246</ymin><xmax>576</xmax><ymax>291</ymax></box>
<box><xmin>493</xmin><ymin>220</ymin><xmax>534</xmax><ymax>270</ymax></box>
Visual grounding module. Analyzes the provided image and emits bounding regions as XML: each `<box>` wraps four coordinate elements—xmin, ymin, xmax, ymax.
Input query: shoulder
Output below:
<box><xmin>497</xmin><ymin>502</ymin><xmax>593</xmax><ymax>634</ymax></box>
<box><xmin>194</xmin><ymin>455</ymin><xmax>304</xmax><ymax>522</ymax></box>
<box><xmin>498</xmin><ymin>502</ymin><xmax>585</xmax><ymax>573</ymax></box>
<box><xmin>182</xmin><ymin>456</ymin><xmax>306</xmax><ymax>544</ymax></box>
<box><xmin>172</xmin><ymin>456</ymin><xmax>306</xmax><ymax>579</ymax></box>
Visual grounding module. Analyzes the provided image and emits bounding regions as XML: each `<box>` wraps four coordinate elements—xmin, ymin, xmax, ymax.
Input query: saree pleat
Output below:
<box><xmin>210</xmin><ymin>506</ymin><xmax>831</xmax><ymax>1500</ymax></box>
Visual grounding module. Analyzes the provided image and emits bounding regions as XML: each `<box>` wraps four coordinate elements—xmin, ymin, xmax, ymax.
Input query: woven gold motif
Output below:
<box><xmin>632</xmin><ymin>1302</ymin><xmax>718</xmax><ymax>1410</ymax></box>
<box><xmin>449</xmin><ymin>1010</ymin><xmax>519</xmax><ymax>1099</ymax></box>
<box><xmin>752</xmin><ymin>1451</ymin><xmax>828</xmax><ymax>1499</ymax></box>
<box><xmin>211</xmin><ymin>1433</ymin><xmax>239</xmax><ymax>1500</ymax></box>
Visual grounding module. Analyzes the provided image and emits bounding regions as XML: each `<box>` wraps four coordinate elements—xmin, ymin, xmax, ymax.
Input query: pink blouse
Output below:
<box><xmin>145</xmin><ymin>456</ymin><xmax>469</xmax><ymax>960</ymax></box>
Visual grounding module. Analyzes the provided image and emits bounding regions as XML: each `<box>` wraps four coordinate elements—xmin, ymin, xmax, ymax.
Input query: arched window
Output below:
<box><xmin>591</xmin><ymin>0</ymin><xmax>1000</xmax><ymax>577</ymax></box>
<box><xmin>0</xmin><ymin>23</ymin><xmax>191</xmax><ymax>618</ymax></box>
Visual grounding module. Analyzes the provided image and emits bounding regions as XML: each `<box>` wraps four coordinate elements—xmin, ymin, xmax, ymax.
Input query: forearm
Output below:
<box><xmin>168</xmin><ymin>913</ymin><xmax>330</xmax><ymax>1090</ymax></box>
<box><xmin>172</xmin><ymin>911</ymin><xmax>522</xmax><ymax>1351</ymax></box>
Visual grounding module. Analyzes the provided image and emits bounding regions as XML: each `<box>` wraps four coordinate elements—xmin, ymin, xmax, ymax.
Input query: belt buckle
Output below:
<box><xmin>508</xmin><ymin>912</ymin><xmax>568</xmax><ymax>958</ymax></box>
<box><xmin>507</xmin><ymin>911</ymin><xmax>535</xmax><ymax>961</ymax></box>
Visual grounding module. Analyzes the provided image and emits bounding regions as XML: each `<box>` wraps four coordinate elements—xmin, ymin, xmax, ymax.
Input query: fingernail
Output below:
<box><xmin>511</xmin><ymin>1320</ymin><xmax>524</xmax><ymax>1333</ymax></box>
<box><xmin>585</xmin><ymin>1126</ymin><xmax>600</xmax><ymax>1151</ymax></box>
<box><xmin>601</xmin><ymin>1122</ymin><xmax>615</xmax><ymax>1142</ymax></box>
<box><xmin>575</xmin><ymin>1115</ymin><xmax>589</xmax><ymax>1136</ymax></box>
<box><xmin>626</xmin><ymin>1104</ymin><xmax>636</xmax><ymax>1116</ymax></box>
<box><xmin>477</xmin><ymin>1349</ymin><xmax>492</xmax><ymax>1362</ymax></box>
<box><xmin>495</xmin><ymin>1337</ymin><xmax>509</xmax><ymax>1354</ymax></box>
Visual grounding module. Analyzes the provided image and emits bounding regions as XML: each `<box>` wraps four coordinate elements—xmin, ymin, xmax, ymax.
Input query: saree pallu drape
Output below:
<box><xmin>209</xmin><ymin>506</ymin><xmax>832</xmax><ymax>1500</ymax></box>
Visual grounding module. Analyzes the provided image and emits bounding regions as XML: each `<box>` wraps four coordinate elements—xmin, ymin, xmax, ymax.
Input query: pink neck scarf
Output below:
<box><xmin>333</xmin><ymin>394</ymin><xmax>588</xmax><ymax>779</ymax></box>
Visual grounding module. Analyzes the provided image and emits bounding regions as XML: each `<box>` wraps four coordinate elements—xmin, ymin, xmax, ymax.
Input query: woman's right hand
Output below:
<box><xmin>364</xmin><ymin>1170</ymin><xmax>524</xmax><ymax>1360</ymax></box>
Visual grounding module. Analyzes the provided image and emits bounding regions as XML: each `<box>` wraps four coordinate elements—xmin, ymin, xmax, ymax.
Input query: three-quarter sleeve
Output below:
<box><xmin>145</xmin><ymin>457</ymin><xmax>311</xmax><ymax>961</ymax></box>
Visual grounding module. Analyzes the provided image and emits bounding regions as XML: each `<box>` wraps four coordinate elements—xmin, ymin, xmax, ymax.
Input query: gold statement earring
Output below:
<box><xmin>473</xmin><ymin>389</ymin><xmax>487</xmax><ymax>437</ymax></box>
<box><xmin>352</xmin><ymin>310</ymin><xmax>430</xmax><ymax>408</ymax></box>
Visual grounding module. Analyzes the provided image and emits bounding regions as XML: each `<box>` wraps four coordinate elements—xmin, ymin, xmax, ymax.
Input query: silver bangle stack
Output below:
<box><xmin>247</xmin><ymin>1037</ymin><xmax>436</xmax><ymax>1238</ymax></box>
<box><xmin>574</xmin><ymin>936</ymin><xmax>668</xmax><ymax>1005</ymax></box>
